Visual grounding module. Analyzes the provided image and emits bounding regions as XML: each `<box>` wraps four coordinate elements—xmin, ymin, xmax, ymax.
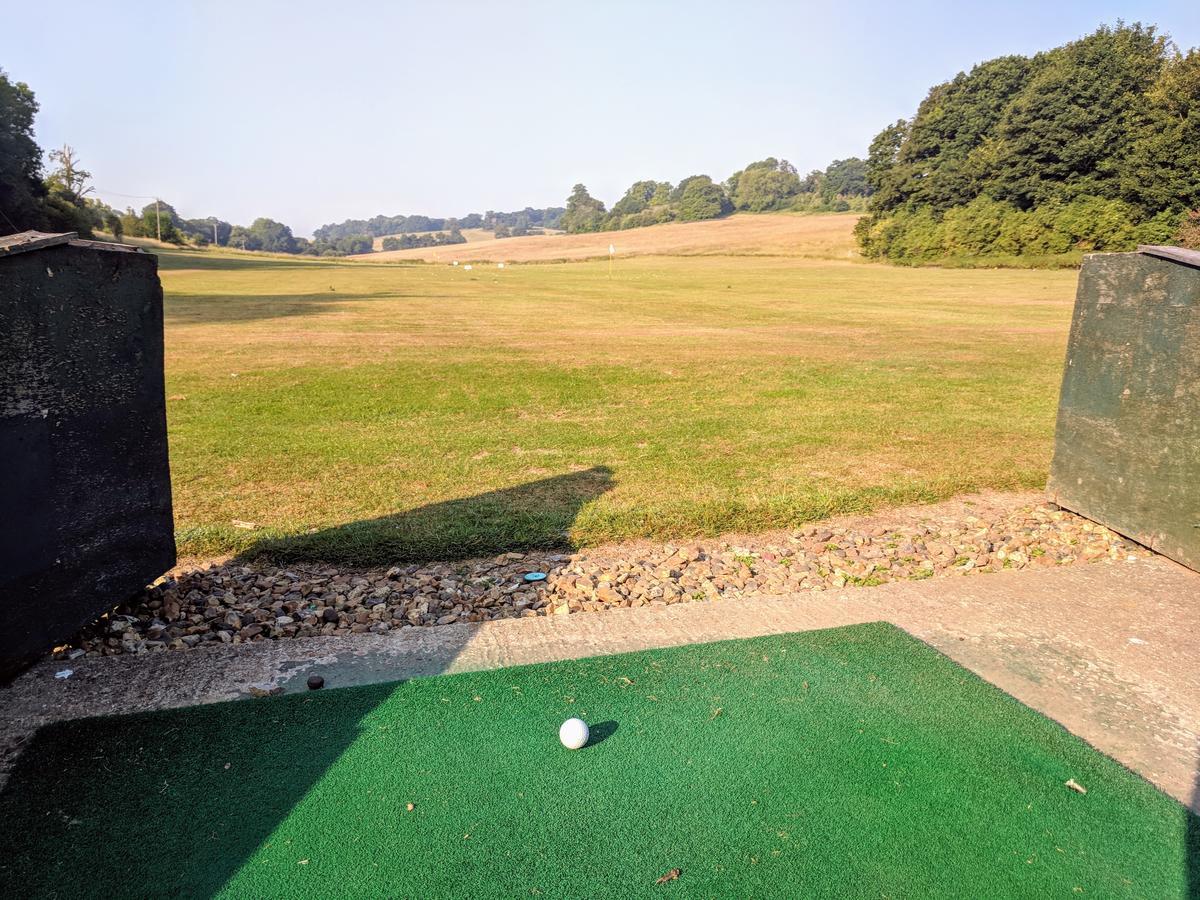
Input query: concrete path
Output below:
<box><xmin>2</xmin><ymin>555</ymin><xmax>1198</xmax><ymax>812</ymax></box>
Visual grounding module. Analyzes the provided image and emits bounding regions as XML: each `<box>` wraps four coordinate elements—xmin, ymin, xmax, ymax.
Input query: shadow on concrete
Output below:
<box><xmin>0</xmin><ymin>468</ymin><xmax>618</xmax><ymax>894</ymax></box>
<box><xmin>243</xmin><ymin>466</ymin><xmax>615</xmax><ymax>567</ymax></box>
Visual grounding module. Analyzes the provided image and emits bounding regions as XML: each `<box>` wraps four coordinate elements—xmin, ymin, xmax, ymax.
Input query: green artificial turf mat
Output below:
<box><xmin>2</xmin><ymin>622</ymin><xmax>1197</xmax><ymax>898</ymax></box>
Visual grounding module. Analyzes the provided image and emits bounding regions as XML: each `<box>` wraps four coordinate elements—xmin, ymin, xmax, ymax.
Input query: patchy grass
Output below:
<box><xmin>158</xmin><ymin>221</ymin><xmax>1079</xmax><ymax>564</ymax></box>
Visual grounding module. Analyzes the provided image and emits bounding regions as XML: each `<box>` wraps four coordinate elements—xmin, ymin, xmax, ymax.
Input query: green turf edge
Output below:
<box><xmin>1</xmin><ymin>622</ymin><xmax>1196</xmax><ymax>899</ymax></box>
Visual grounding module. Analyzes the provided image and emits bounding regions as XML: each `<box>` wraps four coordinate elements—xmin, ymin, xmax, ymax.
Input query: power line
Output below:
<box><xmin>93</xmin><ymin>187</ymin><xmax>158</xmax><ymax>201</ymax></box>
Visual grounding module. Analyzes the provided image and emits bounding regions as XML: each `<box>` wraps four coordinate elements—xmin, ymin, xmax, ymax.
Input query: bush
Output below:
<box><xmin>1130</xmin><ymin>210</ymin><xmax>1184</xmax><ymax>246</ymax></box>
<box><xmin>1177</xmin><ymin>210</ymin><xmax>1200</xmax><ymax>249</ymax></box>
<box><xmin>857</xmin><ymin>194</ymin><xmax>1172</xmax><ymax>264</ymax></box>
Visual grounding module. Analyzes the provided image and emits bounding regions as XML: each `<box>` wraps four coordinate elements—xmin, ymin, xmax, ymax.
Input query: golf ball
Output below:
<box><xmin>559</xmin><ymin>717</ymin><xmax>589</xmax><ymax>750</ymax></box>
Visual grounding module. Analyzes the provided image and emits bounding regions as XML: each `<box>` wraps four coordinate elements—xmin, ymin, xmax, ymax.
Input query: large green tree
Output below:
<box><xmin>0</xmin><ymin>69</ymin><xmax>47</xmax><ymax>232</ymax></box>
<box><xmin>246</xmin><ymin>217</ymin><xmax>297</xmax><ymax>253</ymax></box>
<box><xmin>139</xmin><ymin>201</ymin><xmax>181</xmax><ymax>243</ymax></box>
<box><xmin>818</xmin><ymin>158</ymin><xmax>871</xmax><ymax>202</ymax></box>
<box><xmin>857</xmin><ymin>22</ymin><xmax>1200</xmax><ymax>262</ymax></box>
<box><xmin>986</xmin><ymin>23</ymin><xmax>1167</xmax><ymax>208</ymax></box>
<box><xmin>864</xmin><ymin>120</ymin><xmax>909</xmax><ymax>212</ymax></box>
<box><xmin>675</xmin><ymin>177</ymin><xmax>731</xmax><ymax>221</ymax></box>
<box><xmin>610</xmin><ymin>180</ymin><xmax>670</xmax><ymax>218</ymax></box>
<box><xmin>730</xmin><ymin>159</ymin><xmax>801</xmax><ymax>211</ymax></box>
<box><xmin>1120</xmin><ymin>48</ymin><xmax>1200</xmax><ymax>215</ymax></box>
<box><xmin>885</xmin><ymin>55</ymin><xmax>1031</xmax><ymax>213</ymax></box>
<box><xmin>560</xmin><ymin>184</ymin><xmax>606</xmax><ymax>233</ymax></box>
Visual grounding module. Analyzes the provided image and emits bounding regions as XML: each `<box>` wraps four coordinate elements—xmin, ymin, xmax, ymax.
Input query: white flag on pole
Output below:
<box><xmin>609</xmin><ymin>244</ymin><xmax>615</xmax><ymax>255</ymax></box>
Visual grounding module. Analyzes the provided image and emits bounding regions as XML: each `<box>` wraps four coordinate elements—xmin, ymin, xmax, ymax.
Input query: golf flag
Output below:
<box><xmin>609</xmin><ymin>244</ymin><xmax>615</xmax><ymax>255</ymax></box>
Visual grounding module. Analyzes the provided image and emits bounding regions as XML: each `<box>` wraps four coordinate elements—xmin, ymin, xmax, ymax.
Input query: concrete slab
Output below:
<box><xmin>2</xmin><ymin>555</ymin><xmax>1198</xmax><ymax>812</ymax></box>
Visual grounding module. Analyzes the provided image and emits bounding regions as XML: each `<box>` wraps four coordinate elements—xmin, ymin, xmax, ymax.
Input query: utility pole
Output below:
<box><xmin>213</xmin><ymin>221</ymin><xmax>218</xmax><ymax>247</ymax></box>
<box><xmin>155</xmin><ymin>198</ymin><xmax>161</xmax><ymax>242</ymax></box>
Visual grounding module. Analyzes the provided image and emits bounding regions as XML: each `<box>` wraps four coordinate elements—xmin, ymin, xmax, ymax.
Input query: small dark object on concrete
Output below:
<box><xmin>307</xmin><ymin>674</ymin><xmax>325</xmax><ymax>690</ymax></box>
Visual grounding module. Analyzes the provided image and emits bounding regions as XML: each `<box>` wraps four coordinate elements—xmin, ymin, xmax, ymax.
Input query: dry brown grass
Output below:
<box><xmin>371</xmin><ymin>227</ymin><xmax>505</xmax><ymax>251</ymax></box>
<box><xmin>360</xmin><ymin>213</ymin><xmax>861</xmax><ymax>263</ymax></box>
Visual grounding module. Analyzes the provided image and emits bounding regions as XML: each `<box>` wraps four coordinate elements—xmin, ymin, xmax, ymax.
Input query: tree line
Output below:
<box><xmin>855</xmin><ymin>22</ymin><xmax>1200</xmax><ymax>263</ymax></box>
<box><xmin>314</xmin><ymin>208</ymin><xmax>566</xmax><ymax>244</ymax></box>
<box><xmin>0</xmin><ymin>68</ymin><xmax>390</xmax><ymax>256</ymax></box>
<box><xmin>109</xmin><ymin>202</ymin><xmax>372</xmax><ymax>255</ymax></box>
<box><xmin>558</xmin><ymin>157</ymin><xmax>871</xmax><ymax>233</ymax></box>
<box><xmin>0</xmin><ymin>70</ymin><xmax>363</xmax><ymax>256</ymax></box>
<box><xmin>380</xmin><ymin>230</ymin><xmax>467</xmax><ymax>251</ymax></box>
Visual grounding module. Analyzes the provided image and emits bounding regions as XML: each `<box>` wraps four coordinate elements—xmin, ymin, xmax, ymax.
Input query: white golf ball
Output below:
<box><xmin>559</xmin><ymin>717</ymin><xmax>589</xmax><ymax>750</ymax></box>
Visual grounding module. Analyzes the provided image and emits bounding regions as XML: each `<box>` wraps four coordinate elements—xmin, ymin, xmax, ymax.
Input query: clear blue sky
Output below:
<box><xmin>3</xmin><ymin>1</ymin><xmax>1197</xmax><ymax>236</ymax></box>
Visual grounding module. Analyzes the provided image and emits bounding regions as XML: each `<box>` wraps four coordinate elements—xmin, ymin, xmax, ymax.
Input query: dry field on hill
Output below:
<box><xmin>371</xmin><ymin>227</ymin><xmax>504</xmax><ymax>251</ymax></box>
<box><xmin>361</xmin><ymin>213</ymin><xmax>861</xmax><ymax>263</ymax></box>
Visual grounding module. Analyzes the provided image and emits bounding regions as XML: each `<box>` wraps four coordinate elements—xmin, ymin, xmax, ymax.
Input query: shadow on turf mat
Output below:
<box><xmin>1189</xmin><ymin>748</ymin><xmax>1200</xmax><ymax>899</ymax></box>
<box><xmin>586</xmin><ymin>720</ymin><xmax>619</xmax><ymax>747</ymax></box>
<box><xmin>0</xmin><ymin>682</ymin><xmax>400</xmax><ymax>897</ymax></box>
<box><xmin>243</xmin><ymin>465</ymin><xmax>615</xmax><ymax>566</ymax></box>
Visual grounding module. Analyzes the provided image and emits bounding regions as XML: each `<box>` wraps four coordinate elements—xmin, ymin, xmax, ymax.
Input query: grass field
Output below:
<box><xmin>3</xmin><ymin>623</ymin><xmax>1195</xmax><ymax>897</ymax></box>
<box><xmin>158</xmin><ymin>213</ymin><xmax>1079</xmax><ymax>563</ymax></box>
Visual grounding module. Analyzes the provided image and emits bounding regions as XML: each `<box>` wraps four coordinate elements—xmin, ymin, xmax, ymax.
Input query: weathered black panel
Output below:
<box><xmin>1047</xmin><ymin>250</ymin><xmax>1200</xmax><ymax>572</ymax></box>
<box><xmin>1</xmin><ymin>241</ymin><xmax>174</xmax><ymax>675</ymax></box>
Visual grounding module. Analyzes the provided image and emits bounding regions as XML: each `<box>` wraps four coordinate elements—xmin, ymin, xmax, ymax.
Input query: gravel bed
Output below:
<box><xmin>57</xmin><ymin>501</ymin><xmax>1143</xmax><ymax>660</ymax></box>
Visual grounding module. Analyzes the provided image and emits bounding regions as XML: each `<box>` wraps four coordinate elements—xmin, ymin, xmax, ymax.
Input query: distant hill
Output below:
<box><xmin>358</xmin><ymin>212</ymin><xmax>860</xmax><ymax>263</ymax></box>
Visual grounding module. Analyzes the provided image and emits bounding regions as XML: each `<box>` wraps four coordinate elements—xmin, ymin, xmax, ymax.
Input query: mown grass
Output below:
<box><xmin>158</xmin><ymin>231</ymin><xmax>1079</xmax><ymax>564</ymax></box>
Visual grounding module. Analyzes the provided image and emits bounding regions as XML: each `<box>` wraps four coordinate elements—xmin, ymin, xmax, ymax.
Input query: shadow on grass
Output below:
<box><xmin>164</xmin><ymin>291</ymin><xmax>396</xmax><ymax>324</ymax></box>
<box><xmin>0</xmin><ymin>469</ymin><xmax>617</xmax><ymax>895</ymax></box>
<box><xmin>243</xmin><ymin>466</ymin><xmax>615</xmax><ymax>567</ymax></box>
<box><xmin>154</xmin><ymin>249</ymin><xmax>426</xmax><ymax>273</ymax></box>
<box><xmin>0</xmin><ymin>682</ymin><xmax>400</xmax><ymax>896</ymax></box>
<box><xmin>155</xmin><ymin>250</ymin><xmax>340</xmax><ymax>272</ymax></box>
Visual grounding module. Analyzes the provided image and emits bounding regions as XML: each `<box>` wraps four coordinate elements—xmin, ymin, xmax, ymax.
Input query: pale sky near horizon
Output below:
<box><xmin>2</xmin><ymin>1</ymin><xmax>1197</xmax><ymax>236</ymax></box>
